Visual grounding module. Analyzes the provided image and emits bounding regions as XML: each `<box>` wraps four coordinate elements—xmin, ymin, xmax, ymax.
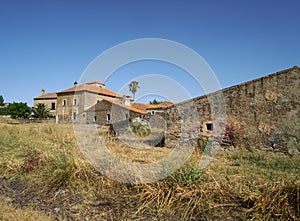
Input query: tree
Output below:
<box><xmin>149</xmin><ymin>99</ymin><xmax>162</xmax><ymax>105</ymax></box>
<box><xmin>0</xmin><ymin>95</ymin><xmax>4</xmax><ymax>106</ymax></box>
<box><xmin>7</xmin><ymin>102</ymin><xmax>31</xmax><ymax>119</ymax></box>
<box><xmin>0</xmin><ymin>107</ymin><xmax>8</xmax><ymax>115</ymax></box>
<box><xmin>129</xmin><ymin>81</ymin><xmax>140</xmax><ymax>100</ymax></box>
<box><xmin>32</xmin><ymin>103</ymin><xmax>53</xmax><ymax>118</ymax></box>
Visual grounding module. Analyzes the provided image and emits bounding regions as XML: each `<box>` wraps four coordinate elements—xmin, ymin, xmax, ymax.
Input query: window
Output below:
<box><xmin>106</xmin><ymin>113</ymin><xmax>111</xmax><ymax>121</ymax></box>
<box><xmin>63</xmin><ymin>99</ymin><xmax>67</xmax><ymax>106</ymax></box>
<box><xmin>206</xmin><ymin>123</ymin><xmax>213</xmax><ymax>131</ymax></box>
<box><xmin>125</xmin><ymin>113</ymin><xmax>129</xmax><ymax>119</ymax></box>
<box><xmin>94</xmin><ymin>116</ymin><xmax>97</xmax><ymax>122</ymax></box>
<box><xmin>73</xmin><ymin>99</ymin><xmax>77</xmax><ymax>105</ymax></box>
<box><xmin>151</xmin><ymin>110</ymin><xmax>155</xmax><ymax>115</ymax></box>
<box><xmin>73</xmin><ymin>112</ymin><xmax>77</xmax><ymax>120</ymax></box>
<box><xmin>51</xmin><ymin>102</ymin><xmax>56</xmax><ymax>110</ymax></box>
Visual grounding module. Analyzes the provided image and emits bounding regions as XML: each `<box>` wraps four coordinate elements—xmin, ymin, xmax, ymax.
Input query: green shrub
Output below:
<box><xmin>46</xmin><ymin>152</ymin><xmax>75</xmax><ymax>188</ymax></box>
<box><xmin>172</xmin><ymin>167</ymin><xmax>202</xmax><ymax>186</ymax></box>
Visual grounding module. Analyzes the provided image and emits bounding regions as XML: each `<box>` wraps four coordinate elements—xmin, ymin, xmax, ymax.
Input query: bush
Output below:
<box><xmin>7</xmin><ymin>102</ymin><xmax>31</xmax><ymax>119</ymax></box>
<box><xmin>172</xmin><ymin>167</ymin><xmax>202</xmax><ymax>186</ymax></box>
<box><xmin>130</xmin><ymin>118</ymin><xmax>151</xmax><ymax>137</ymax></box>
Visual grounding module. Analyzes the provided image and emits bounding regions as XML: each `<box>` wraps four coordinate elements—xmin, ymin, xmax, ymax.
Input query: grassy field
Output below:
<box><xmin>0</xmin><ymin>121</ymin><xmax>299</xmax><ymax>220</ymax></box>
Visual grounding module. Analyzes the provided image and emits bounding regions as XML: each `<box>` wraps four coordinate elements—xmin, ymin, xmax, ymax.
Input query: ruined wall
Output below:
<box><xmin>164</xmin><ymin>66</ymin><xmax>300</xmax><ymax>149</ymax></box>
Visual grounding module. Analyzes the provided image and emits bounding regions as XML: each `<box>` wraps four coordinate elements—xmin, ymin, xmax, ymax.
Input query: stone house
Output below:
<box><xmin>83</xmin><ymin>98</ymin><xmax>146</xmax><ymax>124</ymax></box>
<box><xmin>34</xmin><ymin>80</ymin><xmax>135</xmax><ymax>122</ymax></box>
<box><xmin>33</xmin><ymin>89</ymin><xmax>57</xmax><ymax>115</ymax></box>
<box><xmin>34</xmin><ymin>80</ymin><xmax>171</xmax><ymax>123</ymax></box>
<box><xmin>55</xmin><ymin>81</ymin><xmax>125</xmax><ymax>122</ymax></box>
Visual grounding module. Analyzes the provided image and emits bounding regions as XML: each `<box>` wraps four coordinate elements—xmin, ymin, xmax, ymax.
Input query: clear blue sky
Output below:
<box><xmin>0</xmin><ymin>0</ymin><xmax>299</xmax><ymax>106</ymax></box>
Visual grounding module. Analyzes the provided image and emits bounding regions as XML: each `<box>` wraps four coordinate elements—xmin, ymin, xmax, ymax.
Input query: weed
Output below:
<box><xmin>172</xmin><ymin>167</ymin><xmax>202</xmax><ymax>186</ymax></box>
<box><xmin>45</xmin><ymin>151</ymin><xmax>76</xmax><ymax>188</ymax></box>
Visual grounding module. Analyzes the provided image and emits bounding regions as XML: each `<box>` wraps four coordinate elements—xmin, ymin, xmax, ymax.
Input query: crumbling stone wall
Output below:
<box><xmin>164</xmin><ymin>66</ymin><xmax>300</xmax><ymax>150</ymax></box>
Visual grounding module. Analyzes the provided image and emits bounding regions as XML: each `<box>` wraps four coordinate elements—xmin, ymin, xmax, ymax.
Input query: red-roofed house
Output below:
<box><xmin>34</xmin><ymin>89</ymin><xmax>57</xmax><ymax>115</ymax></box>
<box><xmin>83</xmin><ymin>98</ymin><xmax>146</xmax><ymax>124</ymax></box>
<box><xmin>34</xmin><ymin>80</ymin><xmax>174</xmax><ymax>123</ymax></box>
<box><xmin>34</xmin><ymin>81</ymin><xmax>128</xmax><ymax>122</ymax></box>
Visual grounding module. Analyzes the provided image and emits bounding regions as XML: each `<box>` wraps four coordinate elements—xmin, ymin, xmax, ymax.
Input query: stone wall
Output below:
<box><xmin>83</xmin><ymin>100</ymin><xmax>141</xmax><ymax>125</ymax></box>
<box><xmin>163</xmin><ymin>66</ymin><xmax>300</xmax><ymax>149</ymax></box>
<box><xmin>56</xmin><ymin>91</ymin><xmax>121</xmax><ymax>123</ymax></box>
<box><xmin>34</xmin><ymin>98</ymin><xmax>57</xmax><ymax>115</ymax></box>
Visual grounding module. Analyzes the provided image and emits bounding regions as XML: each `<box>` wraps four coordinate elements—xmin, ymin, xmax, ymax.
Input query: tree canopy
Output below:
<box><xmin>0</xmin><ymin>95</ymin><xmax>4</xmax><ymax>106</ymax></box>
<box><xmin>7</xmin><ymin>102</ymin><xmax>31</xmax><ymax>119</ymax></box>
<box><xmin>149</xmin><ymin>99</ymin><xmax>163</xmax><ymax>105</ymax></box>
<box><xmin>128</xmin><ymin>81</ymin><xmax>139</xmax><ymax>100</ymax></box>
<box><xmin>32</xmin><ymin>103</ymin><xmax>53</xmax><ymax>118</ymax></box>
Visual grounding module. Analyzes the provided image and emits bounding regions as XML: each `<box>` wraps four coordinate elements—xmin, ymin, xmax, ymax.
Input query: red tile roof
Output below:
<box><xmin>86</xmin><ymin>80</ymin><xmax>105</xmax><ymax>86</ymax></box>
<box><xmin>102</xmin><ymin>98</ymin><xmax>147</xmax><ymax>115</ymax></box>
<box><xmin>34</xmin><ymin>92</ymin><xmax>57</xmax><ymax>100</ymax></box>
<box><xmin>57</xmin><ymin>84</ymin><xmax>122</xmax><ymax>98</ymax></box>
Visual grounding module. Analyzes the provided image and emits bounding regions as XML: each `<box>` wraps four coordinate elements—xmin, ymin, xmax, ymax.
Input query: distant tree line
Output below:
<box><xmin>0</xmin><ymin>95</ymin><xmax>53</xmax><ymax>119</ymax></box>
<box><xmin>149</xmin><ymin>99</ymin><xmax>163</xmax><ymax>104</ymax></box>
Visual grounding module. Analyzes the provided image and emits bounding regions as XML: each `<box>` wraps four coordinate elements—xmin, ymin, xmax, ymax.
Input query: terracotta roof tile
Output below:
<box><xmin>102</xmin><ymin>99</ymin><xmax>147</xmax><ymax>115</ymax></box>
<box><xmin>131</xmin><ymin>103</ymin><xmax>149</xmax><ymax>111</ymax></box>
<box><xmin>86</xmin><ymin>80</ymin><xmax>105</xmax><ymax>86</ymax></box>
<box><xmin>57</xmin><ymin>84</ymin><xmax>122</xmax><ymax>98</ymax></box>
<box><xmin>34</xmin><ymin>92</ymin><xmax>57</xmax><ymax>100</ymax></box>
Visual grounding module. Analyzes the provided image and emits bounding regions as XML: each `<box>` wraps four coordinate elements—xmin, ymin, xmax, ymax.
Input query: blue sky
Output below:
<box><xmin>0</xmin><ymin>0</ymin><xmax>299</xmax><ymax>106</ymax></box>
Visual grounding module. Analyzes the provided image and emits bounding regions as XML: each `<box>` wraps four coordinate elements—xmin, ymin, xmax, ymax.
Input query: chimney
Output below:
<box><xmin>41</xmin><ymin>88</ymin><xmax>45</xmax><ymax>95</ymax></box>
<box><xmin>123</xmin><ymin>95</ymin><xmax>133</xmax><ymax>106</ymax></box>
<box><xmin>74</xmin><ymin>81</ymin><xmax>78</xmax><ymax>87</ymax></box>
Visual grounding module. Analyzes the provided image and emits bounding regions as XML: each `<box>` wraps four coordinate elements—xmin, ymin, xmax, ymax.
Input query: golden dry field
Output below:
<box><xmin>0</xmin><ymin>121</ymin><xmax>299</xmax><ymax>220</ymax></box>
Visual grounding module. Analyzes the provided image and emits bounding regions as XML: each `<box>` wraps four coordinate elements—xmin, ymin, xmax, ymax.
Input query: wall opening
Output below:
<box><xmin>106</xmin><ymin>113</ymin><xmax>111</xmax><ymax>121</ymax></box>
<box><xmin>206</xmin><ymin>123</ymin><xmax>213</xmax><ymax>131</ymax></box>
<box><xmin>51</xmin><ymin>102</ymin><xmax>56</xmax><ymax>110</ymax></box>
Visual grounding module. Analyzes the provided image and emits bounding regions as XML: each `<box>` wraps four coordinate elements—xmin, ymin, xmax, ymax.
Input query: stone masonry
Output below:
<box><xmin>163</xmin><ymin>66</ymin><xmax>300</xmax><ymax>149</ymax></box>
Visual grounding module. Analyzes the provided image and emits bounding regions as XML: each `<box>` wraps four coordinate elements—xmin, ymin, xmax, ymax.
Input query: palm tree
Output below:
<box><xmin>129</xmin><ymin>81</ymin><xmax>140</xmax><ymax>100</ymax></box>
<box><xmin>32</xmin><ymin>103</ymin><xmax>53</xmax><ymax>118</ymax></box>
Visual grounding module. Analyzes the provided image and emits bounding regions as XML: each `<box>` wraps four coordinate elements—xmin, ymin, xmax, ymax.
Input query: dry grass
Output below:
<box><xmin>0</xmin><ymin>122</ymin><xmax>299</xmax><ymax>220</ymax></box>
<box><xmin>0</xmin><ymin>195</ymin><xmax>54</xmax><ymax>221</ymax></box>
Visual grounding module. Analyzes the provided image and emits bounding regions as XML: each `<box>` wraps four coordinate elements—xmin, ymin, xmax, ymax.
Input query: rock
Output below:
<box><xmin>286</xmin><ymin>138</ymin><xmax>299</xmax><ymax>155</ymax></box>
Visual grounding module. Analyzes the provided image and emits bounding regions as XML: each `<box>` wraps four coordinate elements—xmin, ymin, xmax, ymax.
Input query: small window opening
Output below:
<box><xmin>106</xmin><ymin>114</ymin><xmax>111</xmax><ymax>121</ymax></box>
<box><xmin>73</xmin><ymin>99</ymin><xmax>77</xmax><ymax>105</ymax></box>
<box><xmin>63</xmin><ymin>100</ymin><xmax>67</xmax><ymax>106</ymax></box>
<box><xmin>51</xmin><ymin>102</ymin><xmax>55</xmax><ymax>110</ymax></box>
<box><xmin>125</xmin><ymin>113</ymin><xmax>129</xmax><ymax>119</ymax></box>
<box><xmin>73</xmin><ymin>112</ymin><xmax>77</xmax><ymax>120</ymax></box>
<box><xmin>151</xmin><ymin>110</ymin><xmax>155</xmax><ymax>115</ymax></box>
<box><xmin>94</xmin><ymin>116</ymin><xmax>97</xmax><ymax>122</ymax></box>
<box><xmin>206</xmin><ymin>123</ymin><xmax>213</xmax><ymax>131</ymax></box>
